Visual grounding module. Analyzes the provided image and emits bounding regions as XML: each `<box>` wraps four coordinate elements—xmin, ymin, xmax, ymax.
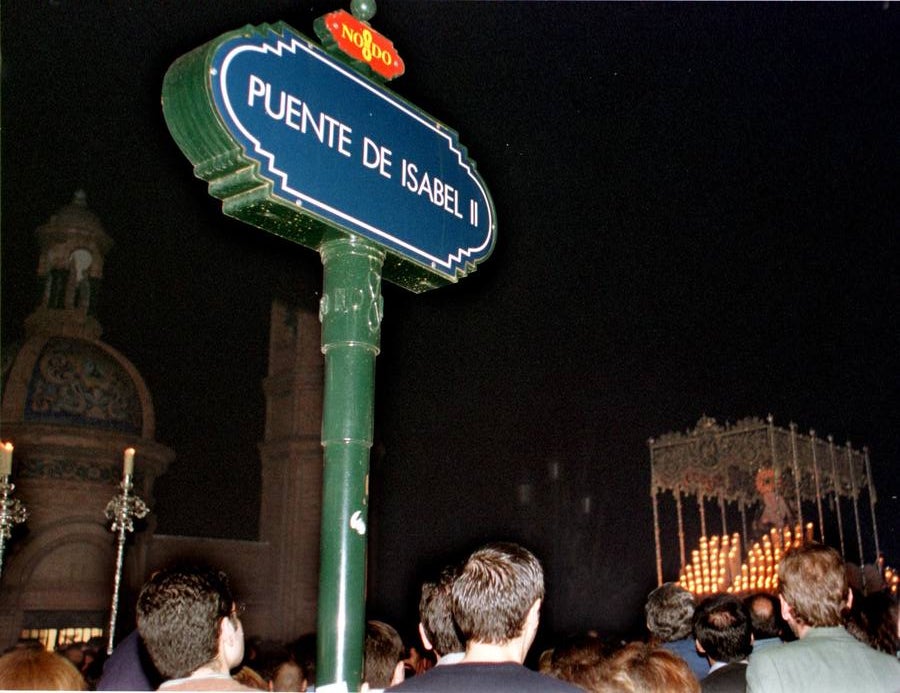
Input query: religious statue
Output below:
<box><xmin>753</xmin><ymin>467</ymin><xmax>793</xmax><ymax>535</ymax></box>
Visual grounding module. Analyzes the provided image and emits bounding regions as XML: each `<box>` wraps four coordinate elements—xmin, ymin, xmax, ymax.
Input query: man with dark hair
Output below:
<box><xmin>693</xmin><ymin>594</ymin><xmax>752</xmax><ymax>692</ymax></box>
<box><xmin>746</xmin><ymin>543</ymin><xmax>900</xmax><ymax>692</ymax></box>
<box><xmin>136</xmin><ymin>565</ymin><xmax>256</xmax><ymax>691</ymax></box>
<box><xmin>645</xmin><ymin>582</ymin><xmax>709</xmax><ymax>680</ymax></box>
<box><xmin>417</xmin><ymin>565</ymin><xmax>464</xmax><ymax>665</ymax></box>
<box><xmin>290</xmin><ymin>632</ymin><xmax>316</xmax><ymax>690</ymax></box>
<box><xmin>364</xmin><ymin>620</ymin><xmax>405</xmax><ymax>691</ymax></box>
<box><xmin>743</xmin><ymin>592</ymin><xmax>785</xmax><ymax>653</ymax></box>
<box><xmin>390</xmin><ymin>542</ymin><xmax>579</xmax><ymax>691</ymax></box>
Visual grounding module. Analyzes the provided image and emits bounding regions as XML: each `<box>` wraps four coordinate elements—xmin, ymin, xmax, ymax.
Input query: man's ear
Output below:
<box><xmin>418</xmin><ymin>622</ymin><xmax>434</xmax><ymax>652</ymax></box>
<box><xmin>390</xmin><ymin>660</ymin><xmax>406</xmax><ymax>687</ymax></box>
<box><xmin>779</xmin><ymin>595</ymin><xmax>792</xmax><ymax>622</ymax></box>
<box><xmin>528</xmin><ymin>598</ymin><xmax>542</xmax><ymax>624</ymax></box>
<box><xmin>220</xmin><ymin>615</ymin><xmax>235</xmax><ymax>643</ymax></box>
<box><xmin>524</xmin><ymin>598</ymin><xmax>542</xmax><ymax>638</ymax></box>
<box><xmin>845</xmin><ymin>588</ymin><xmax>853</xmax><ymax>611</ymax></box>
<box><xmin>694</xmin><ymin>638</ymin><xmax>706</xmax><ymax>656</ymax></box>
<box><xmin>217</xmin><ymin>615</ymin><xmax>241</xmax><ymax>664</ymax></box>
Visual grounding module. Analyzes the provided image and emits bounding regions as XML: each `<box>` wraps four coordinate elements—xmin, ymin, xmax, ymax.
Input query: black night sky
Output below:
<box><xmin>2</xmin><ymin>1</ymin><xmax>898</xmax><ymax>639</ymax></box>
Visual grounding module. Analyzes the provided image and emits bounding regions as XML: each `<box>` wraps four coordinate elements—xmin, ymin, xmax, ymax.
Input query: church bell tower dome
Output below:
<box><xmin>3</xmin><ymin>191</ymin><xmax>152</xmax><ymax>437</ymax></box>
<box><xmin>0</xmin><ymin>192</ymin><xmax>173</xmax><ymax>651</ymax></box>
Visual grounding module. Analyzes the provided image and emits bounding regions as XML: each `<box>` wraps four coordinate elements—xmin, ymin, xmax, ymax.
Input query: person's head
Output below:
<box><xmin>845</xmin><ymin>590</ymin><xmax>900</xmax><ymax>656</ymax></box>
<box><xmin>692</xmin><ymin>593</ymin><xmax>752</xmax><ymax>664</ymax></box>
<box><xmin>645</xmin><ymin>583</ymin><xmax>695</xmax><ymax>643</ymax></box>
<box><xmin>0</xmin><ymin>647</ymin><xmax>87</xmax><ymax>690</ymax></box>
<box><xmin>248</xmin><ymin>641</ymin><xmax>293</xmax><ymax>689</ymax></box>
<box><xmin>451</xmin><ymin>541</ymin><xmax>544</xmax><ymax>646</ymax></box>
<box><xmin>290</xmin><ymin>633</ymin><xmax>316</xmax><ymax>688</ymax></box>
<box><xmin>548</xmin><ymin>632</ymin><xmax>618</xmax><ymax>687</ymax></box>
<box><xmin>744</xmin><ymin>592</ymin><xmax>783</xmax><ymax>640</ymax></box>
<box><xmin>778</xmin><ymin>543</ymin><xmax>849</xmax><ymax>632</ymax></box>
<box><xmin>233</xmin><ymin>665</ymin><xmax>267</xmax><ymax>690</ymax></box>
<box><xmin>272</xmin><ymin>660</ymin><xmax>306</xmax><ymax>692</ymax></box>
<box><xmin>59</xmin><ymin>643</ymin><xmax>84</xmax><ymax>668</ymax></box>
<box><xmin>363</xmin><ymin>620</ymin><xmax>405</xmax><ymax>689</ymax></box>
<box><xmin>418</xmin><ymin>564</ymin><xmax>464</xmax><ymax>656</ymax></box>
<box><xmin>136</xmin><ymin>564</ymin><xmax>244</xmax><ymax>679</ymax></box>
<box><xmin>588</xmin><ymin>641</ymin><xmax>700</xmax><ymax>693</ymax></box>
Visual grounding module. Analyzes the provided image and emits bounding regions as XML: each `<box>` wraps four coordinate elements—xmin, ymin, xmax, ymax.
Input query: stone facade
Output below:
<box><xmin>0</xmin><ymin>193</ymin><xmax>323</xmax><ymax>651</ymax></box>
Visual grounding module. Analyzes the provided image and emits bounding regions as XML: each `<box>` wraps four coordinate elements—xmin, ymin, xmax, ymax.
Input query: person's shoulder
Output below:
<box><xmin>701</xmin><ymin>662</ymin><xmax>748</xmax><ymax>691</ymax></box>
<box><xmin>747</xmin><ymin>627</ymin><xmax>900</xmax><ymax>690</ymax></box>
<box><xmin>389</xmin><ymin>662</ymin><xmax>579</xmax><ymax>692</ymax></box>
<box><xmin>388</xmin><ymin>664</ymin><xmax>454</xmax><ymax>691</ymax></box>
<box><xmin>753</xmin><ymin>632</ymin><xmax>813</xmax><ymax>659</ymax></box>
<box><xmin>850</xmin><ymin>637</ymin><xmax>900</xmax><ymax>670</ymax></box>
<box><xmin>708</xmin><ymin>662</ymin><xmax>748</xmax><ymax>674</ymax></box>
<box><xmin>490</xmin><ymin>663</ymin><xmax>582</xmax><ymax>691</ymax></box>
<box><xmin>158</xmin><ymin>675</ymin><xmax>258</xmax><ymax>691</ymax></box>
<box><xmin>535</xmin><ymin>672</ymin><xmax>583</xmax><ymax>691</ymax></box>
<box><xmin>804</xmin><ymin>625</ymin><xmax>898</xmax><ymax>660</ymax></box>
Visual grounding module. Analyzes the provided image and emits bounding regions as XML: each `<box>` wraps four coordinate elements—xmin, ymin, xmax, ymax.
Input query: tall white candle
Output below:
<box><xmin>123</xmin><ymin>448</ymin><xmax>135</xmax><ymax>477</ymax></box>
<box><xmin>1</xmin><ymin>442</ymin><xmax>12</xmax><ymax>476</ymax></box>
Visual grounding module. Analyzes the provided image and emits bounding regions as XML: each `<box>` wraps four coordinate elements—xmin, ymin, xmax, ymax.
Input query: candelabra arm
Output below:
<box><xmin>0</xmin><ymin>476</ymin><xmax>28</xmax><ymax>582</ymax></box>
<box><xmin>105</xmin><ymin>475</ymin><xmax>149</xmax><ymax>655</ymax></box>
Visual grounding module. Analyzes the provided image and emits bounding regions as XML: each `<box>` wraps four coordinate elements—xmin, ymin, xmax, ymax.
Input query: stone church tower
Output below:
<box><xmin>257</xmin><ymin>284</ymin><xmax>325</xmax><ymax>640</ymax></box>
<box><xmin>0</xmin><ymin>192</ymin><xmax>174</xmax><ymax>649</ymax></box>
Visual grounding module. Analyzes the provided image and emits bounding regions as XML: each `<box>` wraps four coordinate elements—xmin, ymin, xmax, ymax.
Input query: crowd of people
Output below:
<box><xmin>0</xmin><ymin>541</ymin><xmax>897</xmax><ymax>692</ymax></box>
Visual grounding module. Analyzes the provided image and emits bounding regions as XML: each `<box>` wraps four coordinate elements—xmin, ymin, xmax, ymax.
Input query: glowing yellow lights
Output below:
<box><xmin>883</xmin><ymin>565</ymin><xmax>899</xmax><ymax>596</ymax></box>
<box><xmin>675</xmin><ymin>525</ymin><xmax>898</xmax><ymax>598</ymax></box>
<box><xmin>679</xmin><ymin>531</ymin><xmax>742</xmax><ymax>596</ymax></box>
<box><xmin>679</xmin><ymin>524</ymin><xmax>813</xmax><ymax>596</ymax></box>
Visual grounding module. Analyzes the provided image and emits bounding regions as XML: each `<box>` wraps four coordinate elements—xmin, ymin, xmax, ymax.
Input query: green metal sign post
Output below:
<box><xmin>317</xmin><ymin>235</ymin><xmax>384</xmax><ymax>686</ymax></box>
<box><xmin>161</xmin><ymin>3</ymin><xmax>495</xmax><ymax>688</ymax></box>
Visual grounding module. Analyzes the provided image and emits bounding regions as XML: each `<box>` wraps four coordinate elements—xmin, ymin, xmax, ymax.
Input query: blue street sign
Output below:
<box><xmin>177</xmin><ymin>22</ymin><xmax>495</xmax><ymax>287</ymax></box>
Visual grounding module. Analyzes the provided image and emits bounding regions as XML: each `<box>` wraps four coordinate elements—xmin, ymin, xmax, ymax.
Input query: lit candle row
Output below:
<box><xmin>681</xmin><ymin>523</ymin><xmax>822</xmax><ymax>596</ymax></box>
<box><xmin>679</xmin><ymin>532</ymin><xmax>742</xmax><ymax>596</ymax></box>
<box><xmin>730</xmin><ymin>523</ymin><xmax>812</xmax><ymax>593</ymax></box>
<box><xmin>0</xmin><ymin>443</ymin><xmax>136</xmax><ymax>479</ymax></box>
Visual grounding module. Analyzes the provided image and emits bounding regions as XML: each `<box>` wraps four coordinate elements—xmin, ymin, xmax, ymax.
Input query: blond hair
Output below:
<box><xmin>0</xmin><ymin>647</ymin><xmax>87</xmax><ymax>690</ymax></box>
<box><xmin>778</xmin><ymin>543</ymin><xmax>848</xmax><ymax>627</ymax></box>
<box><xmin>588</xmin><ymin>642</ymin><xmax>700</xmax><ymax>693</ymax></box>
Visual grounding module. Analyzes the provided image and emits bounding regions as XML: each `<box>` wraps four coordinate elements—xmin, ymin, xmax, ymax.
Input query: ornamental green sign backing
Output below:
<box><xmin>162</xmin><ymin>21</ymin><xmax>496</xmax><ymax>292</ymax></box>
